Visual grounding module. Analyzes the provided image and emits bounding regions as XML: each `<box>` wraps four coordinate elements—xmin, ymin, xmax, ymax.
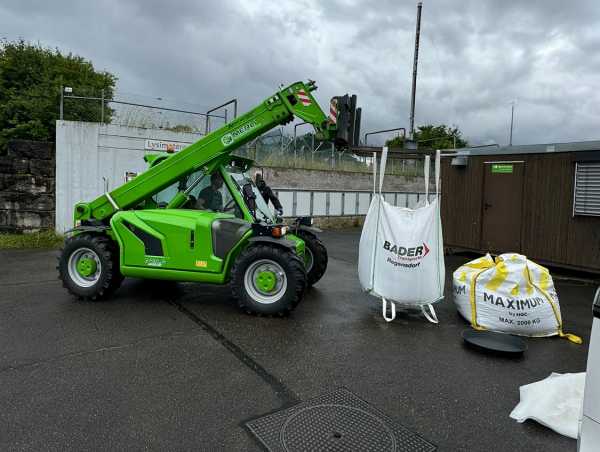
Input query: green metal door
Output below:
<box><xmin>135</xmin><ymin>209</ymin><xmax>224</xmax><ymax>272</ymax></box>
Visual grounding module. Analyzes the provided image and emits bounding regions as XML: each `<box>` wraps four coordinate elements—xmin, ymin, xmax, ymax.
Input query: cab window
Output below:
<box><xmin>152</xmin><ymin>169</ymin><xmax>207</xmax><ymax>207</ymax></box>
<box><xmin>151</xmin><ymin>169</ymin><xmax>242</xmax><ymax>218</ymax></box>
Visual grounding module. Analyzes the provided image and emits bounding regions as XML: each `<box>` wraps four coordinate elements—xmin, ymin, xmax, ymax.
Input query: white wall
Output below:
<box><xmin>55</xmin><ymin>121</ymin><xmax>202</xmax><ymax>232</ymax></box>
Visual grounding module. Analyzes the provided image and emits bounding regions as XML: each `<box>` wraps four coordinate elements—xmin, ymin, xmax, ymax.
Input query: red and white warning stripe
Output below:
<box><xmin>297</xmin><ymin>89</ymin><xmax>312</xmax><ymax>106</ymax></box>
<box><xmin>328</xmin><ymin>97</ymin><xmax>337</xmax><ymax>124</ymax></box>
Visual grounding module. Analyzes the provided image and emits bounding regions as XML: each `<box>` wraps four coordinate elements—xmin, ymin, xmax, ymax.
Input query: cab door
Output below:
<box><xmin>132</xmin><ymin>209</ymin><xmax>223</xmax><ymax>272</ymax></box>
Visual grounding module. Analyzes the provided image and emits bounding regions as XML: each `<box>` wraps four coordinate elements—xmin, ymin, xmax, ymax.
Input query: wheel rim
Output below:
<box><xmin>244</xmin><ymin>259</ymin><xmax>287</xmax><ymax>304</ymax></box>
<box><xmin>68</xmin><ymin>247</ymin><xmax>102</xmax><ymax>288</ymax></box>
<box><xmin>304</xmin><ymin>247</ymin><xmax>314</xmax><ymax>274</ymax></box>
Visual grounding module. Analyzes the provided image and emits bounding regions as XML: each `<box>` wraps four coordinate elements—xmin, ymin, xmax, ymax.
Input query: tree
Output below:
<box><xmin>0</xmin><ymin>39</ymin><xmax>117</xmax><ymax>151</ymax></box>
<box><xmin>386</xmin><ymin>124</ymin><xmax>468</xmax><ymax>149</ymax></box>
<box><xmin>166</xmin><ymin>124</ymin><xmax>195</xmax><ymax>133</ymax></box>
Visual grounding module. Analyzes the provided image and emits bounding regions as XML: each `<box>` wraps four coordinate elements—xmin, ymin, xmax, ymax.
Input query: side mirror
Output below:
<box><xmin>242</xmin><ymin>183</ymin><xmax>257</xmax><ymax>216</ymax></box>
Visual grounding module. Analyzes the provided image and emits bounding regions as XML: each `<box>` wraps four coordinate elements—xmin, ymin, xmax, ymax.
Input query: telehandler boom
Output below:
<box><xmin>74</xmin><ymin>80</ymin><xmax>335</xmax><ymax>223</ymax></box>
<box><xmin>58</xmin><ymin>80</ymin><xmax>335</xmax><ymax>315</ymax></box>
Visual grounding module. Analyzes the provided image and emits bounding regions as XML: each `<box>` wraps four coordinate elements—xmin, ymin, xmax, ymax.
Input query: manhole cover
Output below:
<box><xmin>246</xmin><ymin>388</ymin><xmax>436</xmax><ymax>452</ymax></box>
<box><xmin>281</xmin><ymin>404</ymin><xmax>396</xmax><ymax>451</ymax></box>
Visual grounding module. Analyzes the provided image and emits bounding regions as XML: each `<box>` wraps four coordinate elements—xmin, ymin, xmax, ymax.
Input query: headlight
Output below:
<box><xmin>271</xmin><ymin>226</ymin><xmax>288</xmax><ymax>237</ymax></box>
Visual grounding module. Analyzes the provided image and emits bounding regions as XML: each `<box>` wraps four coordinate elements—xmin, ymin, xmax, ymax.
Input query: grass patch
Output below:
<box><xmin>0</xmin><ymin>230</ymin><xmax>63</xmax><ymax>249</ymax></box>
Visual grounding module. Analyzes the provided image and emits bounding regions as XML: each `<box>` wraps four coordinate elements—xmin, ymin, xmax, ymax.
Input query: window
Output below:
<box><xmin>227</xmin><ymin>165</ymin><xmax>276</xmax><ymax>223</ymax></box>
<box><xmin>573</xmin><ymin>162</ymin><xmax>600</xmax><ymax>216</ymax></box>
<box><xmin>153</xmin><ymin>182</ymin><xmax>180</xmax><ymax>206</ymax></box>
<box><xmin>152</xmin><ymin>169</ymin><xmax>207</xmax><ymax>207</ymax></box>
<box><xmin>150</xmin><ymin>169</ymin><xmax>242</xmax><ymax>218</ymax></box>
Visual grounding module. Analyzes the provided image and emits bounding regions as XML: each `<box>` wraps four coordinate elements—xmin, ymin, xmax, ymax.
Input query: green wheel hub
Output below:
<box><xmin>256</xmin><ymin>270</ymin><xmax>277</xmax><ymax>292</ymax></box>
<box><xmin>244</xmin><ymin>259</ymin><xmax>288</xmax><ymax>305</ymax></box>
<box><xmin>76</xmin><ymin>257</ymin><xmax>97</xmax><ymax>277</ymax></box>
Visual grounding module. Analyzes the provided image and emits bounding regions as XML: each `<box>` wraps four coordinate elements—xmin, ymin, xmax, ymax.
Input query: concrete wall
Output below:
<box><xmin>258</xmin><ymin>166</ymin><xmax>425</xmax><ymax>193</ymax></box>
<box><xmin>0</xmin><ymin>140</ymin><xmax>55</xmax><ymax>232</ymax></box>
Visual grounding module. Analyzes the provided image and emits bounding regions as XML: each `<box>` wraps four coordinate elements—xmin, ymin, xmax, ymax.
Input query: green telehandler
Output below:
<box><xmin>58</xmin><ymin>80</ymin><xmax>335</xmax><ymax>315</ymax></box>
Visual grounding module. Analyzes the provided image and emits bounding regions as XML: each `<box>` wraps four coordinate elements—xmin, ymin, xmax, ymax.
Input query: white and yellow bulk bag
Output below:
<box><xmin>453</xmin><ymin>253</ymin><xmax>581</xmax><ymax>343</ymax></box>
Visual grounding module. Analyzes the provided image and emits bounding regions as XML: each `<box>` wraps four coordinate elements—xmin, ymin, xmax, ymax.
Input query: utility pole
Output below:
<box><xmin>60</xmin><ymin>85</ymin><xmax>64</xmax><ymax>120</ymax></box>
<box><xmin>409</xmin><ymin>2</ymin><xmax>423</xmax><ymax>140</ymax></box>
<box><xmin>100</xmin><ymin>89</ymin><xmax>105</xmax><ymax>123</ymax></box>
<box><xmin>509</xmin><ymin>101</ymin><xmax>515</xmax><ymax>146</ymax></box>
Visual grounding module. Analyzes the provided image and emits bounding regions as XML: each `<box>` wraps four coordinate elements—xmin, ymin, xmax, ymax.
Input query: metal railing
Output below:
<box><xmin>205</xmin><ymin>98</ymin><xmax>238</xmax><ymax>133</ymax></box>
<box><xmin>272</xmin><ymin>188</ymin><xmax>434</xmax><ymax>217</ymax></box>
<box><xmin>59</xmin><ymin>86</ymin><xmax>231</xmax><ymax>134</ymax></box>
<box><xmin>364</xmin><ymin>127</ymin><xmax>406</xmax><ymax>145</ymax></box>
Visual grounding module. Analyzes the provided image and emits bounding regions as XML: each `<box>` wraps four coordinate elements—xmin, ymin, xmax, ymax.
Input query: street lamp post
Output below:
<box><xmin>509</xmin><ymin>101</ymin><xmax>515</xmax><ymax>146</ymax></box>
<box><xmin>409</xmin><ymin>2</ymin><xmax>423</xmax><ymax>140</ymax></box>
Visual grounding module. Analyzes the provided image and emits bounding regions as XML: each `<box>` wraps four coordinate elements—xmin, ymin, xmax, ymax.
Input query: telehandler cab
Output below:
<box><xmin>58</xmin><ymin>81</ymin><xmax>334</xmax><ymax>315</ymax></box>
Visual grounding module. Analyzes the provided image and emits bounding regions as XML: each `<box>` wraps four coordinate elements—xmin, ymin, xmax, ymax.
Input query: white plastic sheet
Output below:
<box><xmin>358</xmin><ymin>148</ymin><xmax>444</xmax><ymax>322</ymax></box>
<box><xmin>510</xmin><ymin>372</ymin><xmax>585</xmax><ymax>439</ymax></box>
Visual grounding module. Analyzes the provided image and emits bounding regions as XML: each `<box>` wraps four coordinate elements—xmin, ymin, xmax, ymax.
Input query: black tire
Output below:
<box><xmin>296</xmin><ymin>230</ymin><xmax>328</xmax><ymax>286</ymax></box>
<box><xmin>231</xmin><ymin>245</ymin><xmax>306</xmax><ymax>316</ymax></box>
<box><xmin>57</xmin><ymin>233</ymin><xmax>123</xmax><ymax>301</ymax></box>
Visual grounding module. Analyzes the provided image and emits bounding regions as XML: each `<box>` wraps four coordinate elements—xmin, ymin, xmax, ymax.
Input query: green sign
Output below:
<box><xmin>491</xmin><ymin>163</ymin><xmax>513</xmax><ymax>174</ymax></box>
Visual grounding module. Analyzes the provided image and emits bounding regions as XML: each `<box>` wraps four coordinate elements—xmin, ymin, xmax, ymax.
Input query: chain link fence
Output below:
<box><xmin>235</xmin><ymin>131</ymin><xmax>424</xmax><ymax>177</ymax></box>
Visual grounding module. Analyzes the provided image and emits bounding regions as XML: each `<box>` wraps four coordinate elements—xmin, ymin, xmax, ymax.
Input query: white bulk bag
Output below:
<box><xmin>453</xmin><ymin>253</ymin><xmax>581</xmax><ymax>343</ymax></box>
<box><xmin>358</xmin><ymin>148</ymin><xmax>445</xmax><ymax>322</ymax></box>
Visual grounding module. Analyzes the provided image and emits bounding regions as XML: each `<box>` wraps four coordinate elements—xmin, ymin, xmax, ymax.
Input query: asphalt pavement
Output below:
<box><xmin>1</xmin><ymin>229</ymin><xmax>597</xmax><ymax>451</ymax></box>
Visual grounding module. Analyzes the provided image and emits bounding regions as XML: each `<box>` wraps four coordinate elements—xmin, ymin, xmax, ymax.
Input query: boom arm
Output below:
<box><xmin>74</xmin><ymin>80</ymin><xmax>336</xmax><ymax>223</ymax></box>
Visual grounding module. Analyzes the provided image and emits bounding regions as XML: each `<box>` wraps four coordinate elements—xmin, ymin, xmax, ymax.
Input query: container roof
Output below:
<box><xmin>454</xmin><ymin>140</ymin><xmax>600</xmax><ymax>156</ymax></box>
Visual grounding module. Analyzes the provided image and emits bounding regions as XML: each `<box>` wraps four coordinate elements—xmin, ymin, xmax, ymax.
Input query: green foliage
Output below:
<box><xmin>386</xmin><ymin>124</ymin><xmax>468</xmax><ymax>149</ymax></box>
<box><xmin>0</xmin><ymin>230</ymin><xmax>63</xmax><ymax>249</ymax></box>
<box><xmin>0</xmin><ymin>39</ymin><xmax>117</xmax><ymax>151</ymax></box>
<box><xmin>385</xmin><ymin>135</ymin><xmax>405</xmax><ymax>147</ymax></box>
<box><xmin>166</xmin><ymin>124</ymin><xmax>195</xmax><ymax>133</ymax></box>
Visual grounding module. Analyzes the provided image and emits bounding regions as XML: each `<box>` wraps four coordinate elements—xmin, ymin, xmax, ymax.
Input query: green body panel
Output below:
<box><xmin>74</xmin><ymin>81</ymin><xmax>333</xmax><ymax>223</ymax></box>
<box><xmin>112</xmin><ymin>209</ymin><xmax>255</xmax><ymax>283</ymax></box>
<box><xmin>112</xmin><ymin>209</ymin><xmax>230</xmax><ymax>273</ymax></box>
<box><xmin>120</xmin><ymin>266</ymin><xmax>228</xmax><ymax>283</ymax></box>
<box><xmin>286</xmin><ymin>233</ymin><xmax>305</xmax><ymax>257</ymax></box>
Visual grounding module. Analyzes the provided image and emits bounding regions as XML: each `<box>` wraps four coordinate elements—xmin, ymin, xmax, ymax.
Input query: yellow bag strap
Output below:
<box><xmin>558</xmin><ymin>331</ymin><xmax>583</xmax><ymax>344</ymax></box>
<box><xmin>464</xmin><ymin>259</ymin><xmax>494</xmax><ymax>270</ymax></box>
<box><xmin>526</xmin><ymin>266</ymin><xmax>582</xmax><ymax>344</ymax></box>
<box><xmin>537</xmin><ymin>285</ymin><xmax>582</xmax><ymax>344</ymax></box>
<box><xmin>468</xmin><ymin>265</ymin><xmax>493</xmax><ymax>331</ymax></box>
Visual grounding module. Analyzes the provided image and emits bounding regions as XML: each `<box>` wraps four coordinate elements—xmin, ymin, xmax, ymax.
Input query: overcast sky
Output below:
<box><xmin>2</xmin><ymin>0</ymin><xmax>599</xmax><ymax>146</ymax></box>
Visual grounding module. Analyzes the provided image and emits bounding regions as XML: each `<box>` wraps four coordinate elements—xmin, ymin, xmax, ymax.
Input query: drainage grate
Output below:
<box><xmin>246</xmin><ymin>388</ymin><xmax>437</xmax><ymax>452</ymax></box>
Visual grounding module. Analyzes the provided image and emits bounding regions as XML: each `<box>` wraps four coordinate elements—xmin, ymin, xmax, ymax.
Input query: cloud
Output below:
<box><xmin>1</xmin><ymin>0</ymin><xmax>599</xmax><ymax>145</ymax></box>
